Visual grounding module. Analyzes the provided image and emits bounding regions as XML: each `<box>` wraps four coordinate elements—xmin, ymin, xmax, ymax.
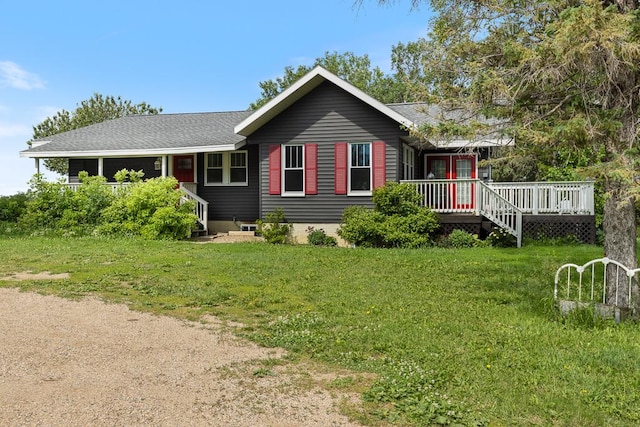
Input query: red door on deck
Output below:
<box><xmin>452</xmin><ymin>155</ymin><xmax>476</xmax><ymax>210</ymax></box>
<box><xmin>173</xmin><ymin>155</ymin><xmax>194</xmax><ymax>183</ymax></box>
<box><xmin>426</xmin><ymin>155</ymin><xmax>476</xmax><ymax>210</ymax></box>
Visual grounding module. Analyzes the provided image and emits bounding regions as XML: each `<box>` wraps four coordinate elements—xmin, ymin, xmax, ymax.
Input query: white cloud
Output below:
<box><xmin>0</xmin><ymin>61</ymin><xmax>45</xmax><ymax>90</ymax></box>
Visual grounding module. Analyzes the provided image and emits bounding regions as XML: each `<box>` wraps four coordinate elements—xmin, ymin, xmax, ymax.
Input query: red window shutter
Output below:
<box><xmin>372</xmin><ymin>141</ymin><xmax>386</xmax><ymax>189</ymax></box>
<box><xmin>334</xmin><ymin>143</ymin><xmax>348</xmax><ymax>195</ymax></box>
<box><xmin>305</xmin><ymin>143</ymin><xmax>318</xmax><ymax>195</ymax></box>
<box><xmin>268</xmin><ymin>144</ymin><xmax>281</xmax><ymax>195</ymax></box>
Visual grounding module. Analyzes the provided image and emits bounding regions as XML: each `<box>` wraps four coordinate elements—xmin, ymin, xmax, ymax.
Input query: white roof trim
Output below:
<box><xmin>433</xmin><ymin>138</ymin><xmax>514</xmax><ymax>148</ymax></box>
<box><xmin>20</xmin><ymin>141</ymin><xmax>246</xmax><ymax>158</ymax></box>
<box><xmin>234</xmin><ymin>65</ymin><xmax>416</xmax><ymax>136</ymax></box>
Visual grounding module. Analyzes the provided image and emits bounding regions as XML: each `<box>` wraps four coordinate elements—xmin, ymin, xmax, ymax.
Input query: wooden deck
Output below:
<box><xmin>402</xmin><ymin>180</ymin><xmax>595</xmax><ymax>246</ymax></box>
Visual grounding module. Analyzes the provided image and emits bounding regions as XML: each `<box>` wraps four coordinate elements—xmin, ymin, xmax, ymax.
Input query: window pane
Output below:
<box><xmin>350</xmin><ymin>168</ymin><xmax>371</xmax><ymax>191</ymax></box>
<box><xmin>230</xmin><ymin>152</ymin><xmax>245</xmax><ymax>167</ymax></box>
<box><xmin>207</xmin><ymin>153</ymin><xmax>222</xmax><ymax>167</ymax></box>
<box><xmin>206</xmin><ymin>169</ymin><xmax>223</xmax><ymax>183</ymax></box>
<box><xmin>351</xmin><ymin>143</ymin><xmax>370</xmax><ymax>167</ymax></box>
<box><xmin>285</xmin><ymin>146</ymin><xmax>303</xmax><ymax>168</ymax></box>
<box><xmin>284</xmin><ymin>170</ymin><xmax>303</xmax><ymax>192</ymax></box>
<box><xmin>230</xmin><ymin>167</ymin><xmax>246</xmax><ymax>183</ymax></box>
<box><xmin>456</xmin><ymin>159</ymin><xmax>471</xmax><ymax>179</ymax></box>
<box><xmin>431</xmin><ymin>159</ymin><xmax>446</xmax><ymax>179</ymax></box>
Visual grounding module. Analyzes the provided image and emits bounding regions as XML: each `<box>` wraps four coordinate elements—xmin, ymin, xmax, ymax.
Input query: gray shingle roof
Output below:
<box><xmin>21</xmin><ymin>98</ymin><xmax>508</xmax><ymax>159</ymax></box>
<box><xmin>23</xmin><ymin>110</ymin><xmax>253</xmax><ymax>156</ymax></box>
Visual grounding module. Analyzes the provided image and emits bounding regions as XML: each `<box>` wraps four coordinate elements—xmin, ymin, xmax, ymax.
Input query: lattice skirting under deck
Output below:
<box><xmin>522</xmin><ymin>215</ymin><xmax>595</xmax><ymax>244</ymax></box>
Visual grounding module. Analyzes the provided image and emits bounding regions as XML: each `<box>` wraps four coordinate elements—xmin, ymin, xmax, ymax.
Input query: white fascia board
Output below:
<box><xmin>19</xmin><ymin>141</ymin><xmax>246</xmax><ymax>158</ymax></box>
<box><xmin>234</xmin><ymin>66</ymin><xmax>416</xmax><ymax>136</ymax></box>
<box><xmin>433</xmin><ymin>138</ymin><xmax>514</xmax><ymax>148</ymax></box>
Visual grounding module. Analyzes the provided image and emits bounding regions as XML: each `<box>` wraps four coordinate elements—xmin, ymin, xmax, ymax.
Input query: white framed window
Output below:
<box><xmin>403</xmin><ymin>144</ymin><xmax>415</xmax><ymax>180</ymax></box>
<box><xmin>205</xmin><ymin>151</ymin><xmax>247</xmax><ymax>185</ymax></box>
<box><xmin>349</xmin><ymin>142</ymin><xmax>371</xmax><ymax>194</ymax></box>
<box><xmin>282</xmin><ymin>144</ymin><xmax>304</xmax><ymax>196</ymax></box>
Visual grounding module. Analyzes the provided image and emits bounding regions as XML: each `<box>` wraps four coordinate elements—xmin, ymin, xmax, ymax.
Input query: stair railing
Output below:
<box><xmin>477</xmin><ymin>181</ymin><xmax>522</xmax><ymax>247</ymax></box>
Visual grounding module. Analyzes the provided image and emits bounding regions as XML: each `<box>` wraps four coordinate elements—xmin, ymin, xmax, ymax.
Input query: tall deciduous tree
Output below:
<box><xmin>30</xmin><ymin>93</ymin><xmax>162</xmax><ymax>175</ymax></box>
<box><xmin>249</xmin><ymin>50</ymin><xmax>423</xmax><ymax>109</ymax></box>
<box><xmin>363</xmin><ymin>0</ymin><xmax>640</xmax><ymax>307</ymax></box>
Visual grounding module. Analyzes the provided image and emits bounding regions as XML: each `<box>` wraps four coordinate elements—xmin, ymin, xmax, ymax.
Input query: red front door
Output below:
<box><xmin>173</xmin><ymin>155</ymin><xmax>194</xmax><ymax>183</ymax></box>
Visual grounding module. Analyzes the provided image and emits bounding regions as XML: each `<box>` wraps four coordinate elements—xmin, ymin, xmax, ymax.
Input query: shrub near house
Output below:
<box><xmin>19</xmin><ymin>170</ymin><xmax>197</xmax><ymax>239</ymax></box>
<box><xmin>338</xmin><ymin>182</ymin><xmax>439</xmax><ymax>248</ymax></box>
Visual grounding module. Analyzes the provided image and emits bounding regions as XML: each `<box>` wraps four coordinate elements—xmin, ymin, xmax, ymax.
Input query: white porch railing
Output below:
<box><xmin>488</xmin><ymin>181</ymin><xmax>594</xmax><ymax>215</ymax></box>
<box><xmin>65</xmin><ymin>182</ymin><xmax>127</xmax><ymax>192</ymax></box>
<box><xmin>402</xmin><ymin>180</ymin><xmax>594</xmax><ymax>215</ymax></box>
<box><xmin>402</xmin><ymin>179</ymin><xmax>478</xmax><ymax>213</ymax></box>
<box><xmin>179</xmin><ymin>183</ymin><xmax>208</xmax><ymax>234</ymax></box>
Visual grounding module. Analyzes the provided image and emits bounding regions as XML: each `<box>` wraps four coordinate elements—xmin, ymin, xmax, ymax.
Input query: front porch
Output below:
<box><xmin>401</xmin><ymin>180</ymin><xmax>596</xmax><ymax>247</ymax></box>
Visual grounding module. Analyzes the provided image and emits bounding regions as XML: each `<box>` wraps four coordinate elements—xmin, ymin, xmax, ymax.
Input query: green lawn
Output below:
<box><xmin>1</xmin><ymin>236</ymin><xmax>638</xmax><ymax>426</ymax></box>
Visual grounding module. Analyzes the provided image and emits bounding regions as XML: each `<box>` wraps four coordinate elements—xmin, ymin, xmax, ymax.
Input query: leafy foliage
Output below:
<box><xmin>97</xmin><ymin>175</ymin><xmax>196</xmax><ymax>240</ymax></box>
<box><xmin>0</xmin><ymin>193</ymin><xmax>28</xmax><ymax>222</ymax></box>
<box><xmin>19</xmin><ymin>171</ymin><xmax>196</xmax><ymax>240</ymax></box>
<box><xmin>250</xmin><ymin>50</ymin><xmax>425</xmax><ymax>109</ymax></box>
<box><xmin>18</xmin><ymin>174</ymin><xmax>111</xmax><ymax>235</ymax></box>
<box><xmin>368</xmin><ymin>0</ymin><xmax>640</xmax><ymax>306</ymax></box>
<box><xmin>437</xmin><ymin>229</ymin><xmax>486</xmax><ymax>248</ymax></box>
<box><xmin>306</xmin><ymin>227</ymin><xmax>337</xmax><ymax>246</ymax></box>
<box><xmin>30</xmin><ymin>94</ymin><xmax>162</xmax><ymax>174</ymax></box>
<box><xmin>487</xmin><ymin>227</ymin><xmax>517</xmax><ymax>248</ymax></box>
<box><xmin>338</xmin><ymin>183</ymin><xmax>439</xmax><ymax>248</ymax></box>
<box><xmin>256</xmin><ymin>208</ymin><xmax>292</xmax><ymax>244</ymax></box>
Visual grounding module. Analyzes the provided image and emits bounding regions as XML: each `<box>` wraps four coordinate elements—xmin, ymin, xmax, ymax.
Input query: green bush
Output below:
<box><xmin>0</xmin><ymin>192</ymin><xmax>28</xmax><ymax>222</ymax></box>
<box><xmin>17</xmin><ymin>172</ymin><xmax>197</xmax><ymax>240</ymax></box>
<box><xmin>19</xmin><ymin>175</ymin><xmax>76</xmax><ymax>232</ymax></box>
<box><xmin>372</xmin><ymin>181</ymin><xmax>421</xmax><ymax>216</ymax></box>
<box><xmin>338</xmin><ymin>183</ymin><xmax>440</xmax><ymax>248</ymax></box>
<box><xmin>97</xmin><ymin>176</ymin><xmax>197</xmax><ymax>240</ymax></box>
<box><xmin>257</xmin><ymin>208</ymin><xmax>292</xmax><ymax>244</ymax></box>
<box><xmin>306</xmin><ymin>227</ymin><xmax>337</xmax><ymax>246</ymax></box>
<box><xmin>487</xmin><ymin>227</ymin><xmax>517</xmax><ymax>247</ymax></box>
<box><xmin>438</xmin><ymin>229</ymin><xmax>486</xmax><ymax>248</ymax></box>
<box><xmin>19</xmin><ymin>173</ymin><xmax>115</xmax><ymax>235</ymax></box>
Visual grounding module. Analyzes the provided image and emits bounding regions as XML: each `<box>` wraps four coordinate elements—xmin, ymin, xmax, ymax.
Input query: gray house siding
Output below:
<box><xmin>195</xmin><ymin>147</ymin><xmax>260</xmax><ymax>222</ymax></box>
<box><xmin>248</xmin><ymin>81</ymin><xmax>406</xmax><ymax>223</ymax></box>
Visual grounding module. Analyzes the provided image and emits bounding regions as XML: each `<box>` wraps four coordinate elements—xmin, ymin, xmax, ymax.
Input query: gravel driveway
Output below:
<box><xmin>0</xmin><ymin>287</ymin><xmax>362</xmax><ymax>426</ymax></box>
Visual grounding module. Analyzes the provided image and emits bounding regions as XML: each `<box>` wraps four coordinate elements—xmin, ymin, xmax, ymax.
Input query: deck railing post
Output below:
<box><xmin>475</xmin><ymin>180</ymin><xmax>481</xmax><ymax>216</ymax></box>
<box><xmin>532</xmin><ymin>184</ymin><xmax>539</xmax><ymax>215</ymax></box>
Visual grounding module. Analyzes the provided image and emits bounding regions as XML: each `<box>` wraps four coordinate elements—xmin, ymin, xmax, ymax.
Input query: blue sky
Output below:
<box><xmin>0</xmin><ymin>0</ymin><xmax>430</xmax><ymax>195</ymax></box>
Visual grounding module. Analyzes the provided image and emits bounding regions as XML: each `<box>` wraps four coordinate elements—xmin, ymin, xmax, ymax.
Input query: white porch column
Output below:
<box><xmin>162</xmin><ymin>155</ymin><xmax>168</xmax><ymax>177</ymax></box>
<box><xmin>98</xmin><ymin>158</ymin><xmax>104</xmax><ymax>177</ymax></box>
<box><xmin>35</xmin><ymin>158</ymin><xmax>40</xmax><ymax>175</ymax></box>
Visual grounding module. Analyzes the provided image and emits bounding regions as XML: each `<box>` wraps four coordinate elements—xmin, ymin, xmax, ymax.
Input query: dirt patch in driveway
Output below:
<box><xmin>0</xmin><ymin>288</ymin><xmax>363</xmax><ymax>426</ymax></box>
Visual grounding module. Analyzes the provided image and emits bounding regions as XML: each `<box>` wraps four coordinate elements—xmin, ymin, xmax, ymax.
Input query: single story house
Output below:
<box><xmin>20</xmin><ymin>66</ymin><xmax>595</xmax><ymax>245</ymax></box>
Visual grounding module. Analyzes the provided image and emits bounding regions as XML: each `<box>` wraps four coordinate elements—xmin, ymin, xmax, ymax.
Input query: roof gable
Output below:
<box><xmin>234</xmin><ymin>66</ymin><xmax>415</xmax><ymax>137</ymax></box>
